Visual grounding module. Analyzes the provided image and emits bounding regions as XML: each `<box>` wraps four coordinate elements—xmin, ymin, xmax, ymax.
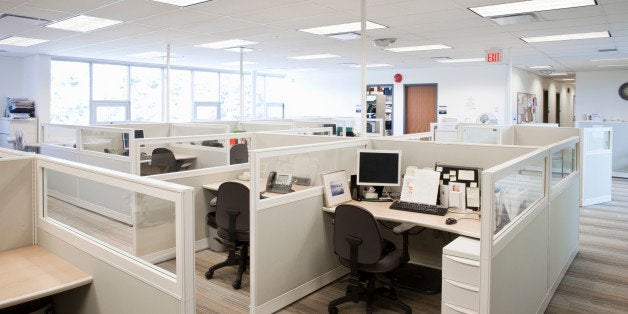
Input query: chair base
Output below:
<box><xmin>205</xmin><ymin>242</ymin><xmax>248</xmax><ymax>290</ymax></box>
<box><xmin>328</xmin><ymin>272</ymin><xmax>411</xmax><ymax>314</ymax></box>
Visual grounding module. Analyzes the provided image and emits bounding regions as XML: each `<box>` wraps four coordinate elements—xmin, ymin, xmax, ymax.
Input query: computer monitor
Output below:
<box><xmin>323</xmin><ymin>123</ymin><xmax>337</xmax><ymax>135</ymax></box>
<box><xmin>123</xmin><ymin>129</ymin><xmax>145</xmax><ymax>149</ymax></box>
<box><xmin>357</xmin><ymin>149</ymin><xmax>401</xmax><ymax>187</ymax></box>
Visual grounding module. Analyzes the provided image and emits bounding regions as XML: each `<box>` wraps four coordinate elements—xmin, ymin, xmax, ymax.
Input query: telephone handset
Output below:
<box><xmin>266</xmin><ymin>171</ymin><xmax>294</xmax><ymax>194</ymax></box>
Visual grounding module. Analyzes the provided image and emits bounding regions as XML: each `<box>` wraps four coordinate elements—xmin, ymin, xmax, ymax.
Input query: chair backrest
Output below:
<box><xmin>151</xmin><ymin>147</ymin><xmax>177</xmax><ymax>173</ymax></box>
<box><xmin>334</xmin><ymin>204</ymin><xmax>383</xmax><ymax>265</ymax></box>
<box><xmin>230</xmin><ymin>143</ymin><xmax>249</xmax><ymax>165</ymax></box>
<box><xmin>216</xmin><ymin>182</ymin><xmax>250</xmax><ymax>232</ymax></box>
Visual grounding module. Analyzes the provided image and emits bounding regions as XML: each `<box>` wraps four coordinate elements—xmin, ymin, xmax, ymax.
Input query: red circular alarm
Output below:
<box><xmin>394</xmin><ymin>73</ymin><xmax>402</xmax><ymax>83</ymax></box>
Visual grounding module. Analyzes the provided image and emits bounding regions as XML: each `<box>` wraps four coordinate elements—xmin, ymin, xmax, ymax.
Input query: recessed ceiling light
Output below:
<box><xmin>548</xmin><ymin>72</ymin><xmax>568</xmax><ymax>76</ymax></box>
<box><xmin>470</xmin><ymin>0</ymin><xmax>596</xmax><ymax>18</ymax></box>
<box><xmin>386</xmin><ymin>44</ymin><xmax>451</xmax><ymax>52</ymax></box>
<box><xmin>196</xmin><ymin>39</ymin><xmax>258</xmax><ymax>49</ymax></box>
<box><xmin>491</xmin><ymin>13</ymin><xmax>539</xmax><ymax>26</ymax></box>
<box><xmin>224</xmin><ymin>47</ymin><xmax>256</xmax><ymax>53</ymax></box>
<box><xmin>327</xmin><ymin>32</ymin><xmax>361</xmax><ymax>41</ymax></box>
<box><xmin>299</xmin><ymin>21</ymin><xmax>387</xmax><ymax>35</ymax></box>
<box><xmin>435</xmin><ymin>58</ymin><xmax>484</xmax><ymax>63</ymax></box>
<box><xmin>46</xmin><ymin>15</ymin><xmax>122</xmax><ymax>32</ymax></box>
<box><xmin>598</xmin><ymin>64</ymin><xmax>628</xmax><ymax>68</ymax></box>
<box><xmin>528</xmin><ymin>65</ymin><xmax>552</xmax><ymax>69</ymax></box>
<box><xmin>561</xmin><ymin>79</ymin><xmax>575</xmax><ymax>81</ymax></box>
<box><xmin>521</xmin><ymin>31</ymin><xmax>610</xmax><ymax>43</ymax></box>
<box><xmin>591</xmin><ymin>57</ymin><xmax>628</xmax><ymax>62</ymax></box>
<box><xmin>150</xmin><ymin>0</ymin><xmax>211</xmax><ymax>6</ymax></box>
<box><xmin>0</xmin><ymin>36</ymin><xmax>48</xmax><ymax>46</ymax></box>
<box><xmin>349</xmin><ymin>64</ymin><xmax>394</xmax><ymax>68</ymax></box>
<box><xmin>288</xmin><ymin>54</ymin><xmax>340</xmax><ymax>60</ymax></box>
<box><xmin>222</xmin><ymin>61</ymin><xmax>257</xmax><ymax>66</ymax></box>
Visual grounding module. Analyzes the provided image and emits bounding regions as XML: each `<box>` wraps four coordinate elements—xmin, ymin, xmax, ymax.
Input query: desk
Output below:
<box><xmin>323</xmin><ymin>200</ymin><xmax>480</xmax><ymax>239</ymax></box>
<box><xmin>0</xmin><ymin>245</ymin><xmax>93</xmax><ymax>309</ymax></box>
<box><xmin>140</xmin><ymin>153</ymin><xmax>197</xmax><ymax>164</ymax></box>
<box><xmin>203</xmin><ymin>178</ymin><xmax>312</xmax><ymax>198</ymax></box>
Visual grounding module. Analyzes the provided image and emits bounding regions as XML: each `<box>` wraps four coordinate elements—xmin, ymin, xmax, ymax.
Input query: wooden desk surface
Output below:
<box><xmin>140</xmin><ymin>153</ymin><xmax>197</xmax><ymax>163</ymax></box>
<box><xmin>0</xmin><ymin>245</ymin><xmax>93</xmax><ymax>309</ymax></box>
<box><xmin>323</xmin><ymin>200</ymin><xmax>481</xmax><ymax>239</ymax></box>
<box><xmin>203</xmin><ymin>178</ymin><xmax>313</xmax><ymax>197</ymax></box>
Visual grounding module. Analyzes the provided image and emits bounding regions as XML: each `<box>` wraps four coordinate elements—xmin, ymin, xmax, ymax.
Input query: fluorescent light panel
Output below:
<box><xmin>129</xmin><ymin>51</ymin><xmax>169</xmax><ymax>58</ymax></box>
<box><xmin>224</xmin><ymin>47</ymin><xmax>256</xmax><ymax>53</ymax></box>
<box><xmin>349</xmin><ymin>64</ymin><xmax>393</xmax><ymax>68</ymax></box>
<box><xmin>561</xmin><ymin>79</ymin><xmax>575</xmax><ymax>81</ymax></box>
<box><xmin>598</xmin><ymin>64</ymin><xmax>628</xmax><ymax>68</ymax></box>
<box><xmin>288</xmin><ymin>54</ymin><xmax>340</xmax><ymax>60</ymax></box>
<box><xmin>196</xmin><ymin>39</ymin><xmax>257</xmax><ymax>49</ymax></box>
<box><xmin>327</xmin><ymin>32</ymin><xmax>361</xmax><ymax>40</ymax></box>
<box><xmin>591</xmin><ymin>57</ymin><xmax>628</xmax><ymax>62</ymax></box>
<box><xmin>522</xmin><ymin>31</ymin><xmax>610</xmax><ymax>43</ymax></box>
<box><xmin>46</xmin><ymin>15</ymin><xmax>122</xmax><ymax>32</ymax></box>
<box><xmin>386</xmin><ymin>44</ymin><xmax>451</xmax><ymax>52</ymax></box>
<box><xmin>222</xmin><ymin>61</ymin><xmax>257</xmax><ymax>65</ymax></box>
<box><xmin>548</xmin><ymin>72</ymin><xmax>568</xmax><ymax>76</ymax></box>
<box><xmin>150</xmin><ymin>0</ymin><xmax>210</xmax><ymax>6</ymax></box>
<box><xmin>435</xmin><ymin>58</ymin><xmax>484</xmax><ymax>63</ymax></box>
<box><xmin>470</xmin><ymin>0</ymin><xmax>596</xmax><ymax>18</ymax></box>
<box><xmin>528</xmin><ymin>65</ymin><xmax>552</xmax><ymax>69</ymax></box>
<box><xmin>299</xmin><ymin>21</ymin><xmax>386</xmax><ymax>35</ymax></box>
<box><xmin>0</xmin><ymin>36</ymin><xmax>48</xmax><ymax>46</ymax></box>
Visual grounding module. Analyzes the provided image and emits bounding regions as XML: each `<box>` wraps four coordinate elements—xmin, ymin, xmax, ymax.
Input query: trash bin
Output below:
<box><xmin>207</xmin><ymin>202</ymin><xmax>226</xmax><ymax>252</ymax></box>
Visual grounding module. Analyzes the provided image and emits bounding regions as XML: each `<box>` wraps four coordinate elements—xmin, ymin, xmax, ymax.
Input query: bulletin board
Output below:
<box><xmin>517</xmin><ymin>92</ymin><xmax>537</xmax><ymax>124</ymax></box>
<box><xmin>435</xmin><ymin>163</ymin><xmax>482</xmax><ymax>211</ymax></box>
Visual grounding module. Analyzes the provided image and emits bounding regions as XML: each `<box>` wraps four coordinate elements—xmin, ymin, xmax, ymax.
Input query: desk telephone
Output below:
<box><xmin>266</xmin><ymin>171</ymin><xmax>294</xmax><ymax>194</ymax></box>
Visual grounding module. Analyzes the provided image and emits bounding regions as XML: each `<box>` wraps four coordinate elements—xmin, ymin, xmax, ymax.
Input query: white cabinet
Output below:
<box><xmin>442</xmin><ymin>236</ymin><xmax>480</xmax><ymax>314</ymax></box>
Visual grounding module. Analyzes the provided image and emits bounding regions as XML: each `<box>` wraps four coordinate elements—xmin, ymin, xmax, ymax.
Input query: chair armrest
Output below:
<box><xmin>393</xmin><ymin>223</ymin><xmax>417</xmax><ymax>234</ymax></box>
<box><xmin>180</xmin><ymin>162</ymin><xmax>192</xmax><ymax>169</ymax></box>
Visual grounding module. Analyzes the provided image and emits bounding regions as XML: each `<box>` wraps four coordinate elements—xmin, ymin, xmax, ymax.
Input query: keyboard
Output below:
<box><xmin>389</xmin><ymin>200</ymin><xmax>448</xmax><ymax>216</ymax></box>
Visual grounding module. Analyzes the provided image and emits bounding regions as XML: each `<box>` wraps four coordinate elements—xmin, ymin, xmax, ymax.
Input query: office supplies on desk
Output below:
<box><xmin>322</xmin><ymin>170</ymin><xmax>351</xmax><ymax>207</ymax></box>
<box><xmin>389</xmin><ymin>200</ymin><xmax>448</xmax><ymax>216</ymax></box>
<box><xmin>435</xmin><ymin>164</ymin><xmax>482</xmax><ymax>211</ymax></box>
<box><xmin>266</xmin><ymin>171</ymin><xmax>293</xmax><ymax>194</ymax></box>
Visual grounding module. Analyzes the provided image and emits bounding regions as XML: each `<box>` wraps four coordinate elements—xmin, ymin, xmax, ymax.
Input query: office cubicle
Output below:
<box><xmin>576</xmin><ymin>120</ymin><xmax>627</xmax><ymax>178</ymax></box>
<box><xmin>0</xmin><ymin>154</ymin><xmax>195</xmax><ymax>313</ymax></box>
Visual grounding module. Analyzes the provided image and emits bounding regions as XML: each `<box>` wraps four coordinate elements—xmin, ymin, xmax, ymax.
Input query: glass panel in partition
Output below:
<box><xmin>586</xmin><ymin>129</ymin><xmax>611</xmax><ymax>151</ymax></box>
<box><xmin>42</xmin><ymin>125</ymin><xmax>77</xmax><ymax>148</ymax></box>
<box><xmin>550</xmin><ymin>146</ymin><xmax>576</xmax><ymax>188</ymax></box>
<box><xmin>81</xmin><ymin>128</ymin><xmax>127</xmax><ymax>155</ymax></box>
<box><xmin>493</xmin><ymin>158</ymin><xmax>545</xmax><ymax>236</ymax></box>
<box><xmin>44</xmin><ymin>169</ymin><xmax>177</xmax><ymax>277</ymax></box>
<box><xmin>463</xmin><ymin>127</ymin><xmax>500</xmax><ymax>144</ymax></box>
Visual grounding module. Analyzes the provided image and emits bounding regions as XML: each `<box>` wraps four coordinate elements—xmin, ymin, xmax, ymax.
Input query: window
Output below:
<box><xmin>220</xmin><ymin>73</ymin><xmax>253</xmax><ymax>120</ymax></box>
<box><xmin>131</xmin><ymin>67</ymin><xmax>163</xmax><ymax>122</ymax></box>
<box><xmin>193</xmin><ymin>71</ymin><xmax>220</xmax><ymax>120</ymax></box>
<box><xmin>169</xmin><ymin>69</ymin><xmax>192</xmax><ymax>122</ymax></box>
<box><xmin>254</xmin><ymin>76</ymin><xmax>265</xmax><ymax>119</ymax></box>
<box><xmin>92</xmin><ymin>64</ymin><xmax>130</xmax><ymax>123</ymax></box>
<box><xmin>50</xmin><ymin>61</ymin><xmax>90</xmax><ymax>125</ymax></box>
<box><xmin>265</xmin><ymin>76</ymin><xmax>286</xmax><ymax>119</ymax></box>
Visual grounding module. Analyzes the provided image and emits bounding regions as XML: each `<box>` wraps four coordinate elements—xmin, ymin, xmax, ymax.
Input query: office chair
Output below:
<box><xmin>329</xmin><ymin>204</ymin><xmax>412</xmax><ymax>314</ymax></box>
<box><xmin>151</xmin><ymin>148</ymin><xmax>192</xmax><ymax>174</ymax></box>
<box><xmin>229</xmin><ymin>143</ymin><xmax>248</xmax><ymax>165</ymax></box>
<box><xmin>205</xmin><ymin>182</ymin><xmax>250</xmax><ymax>289</ymax></box>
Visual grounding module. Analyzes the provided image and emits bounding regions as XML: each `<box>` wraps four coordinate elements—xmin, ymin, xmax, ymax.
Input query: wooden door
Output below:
<box><xmin>405</xmin><ymin>84</ymin><xmax>436</xmax><ymax>133</ymax></box>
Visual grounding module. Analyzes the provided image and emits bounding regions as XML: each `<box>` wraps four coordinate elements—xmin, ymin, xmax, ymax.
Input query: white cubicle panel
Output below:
<box><xmin>430</xmin><ymin>122</ymin><xmax>459</xmax><ymax>142</ymax></box>
<box><xmin>580</xmin><ymin>127</ymin><xmax>612</xmax><ymax>205</ymax></box>
<box><xmin>264</xmin><ymin>127</ymin><xmax>335</xmax><ymax>136</ymax></box>
<box><xmin>0</xmin><ymin>156</ymin><xmax>34</xmax><ymax>251</ymax></box>
<box><xmin>239</xmin><ymin>121</ymin><xmax>295</xmax><ymax>132</ymax></box>
<box><xmin>249</xmin><ymin>139</ymin><xmax>369</xmax><ymax>313</ymax></box>
<box><xmin>171</xmin><ymin>123</ymin><xmax>230</xmax><ymax>136</ymax></box>
<box><xmin>250</xmin><ymin>132</ymin><xmax>347</xmax><ymax>150</ymax></box>
<box><xmin>37</xmin><ymin>156</ymin><xmax>195</xmax><ymax>313</ymax></box>
<box><xmin>576</xmin><ymin>121</ymin><xmax>628</xmax><ymax>178</ymax></box>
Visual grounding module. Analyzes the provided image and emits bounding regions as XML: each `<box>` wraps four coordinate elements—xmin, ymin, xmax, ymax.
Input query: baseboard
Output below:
<box><xmin>141</xmin><ymin>238</ymin><xmax>212</xmax><ymax>264</ymax></box>
<box><xmin>253</xmin><ymin>266</ymin><xmax>348</xmax><ymax>314</ymax></box>
<box><xmin>537</xmin><ymin>247</ymin><xmax>578</xmax><ymax>314</ymax></box>
<box><xmin>48</xmin><ymin>190</ymin><xmax>132</xmax><ymax>225</ymax></box>
<box><xmin>582</xmin><ymin>195</ymin><xmax>612</xmax><ymax>206</ymax></box>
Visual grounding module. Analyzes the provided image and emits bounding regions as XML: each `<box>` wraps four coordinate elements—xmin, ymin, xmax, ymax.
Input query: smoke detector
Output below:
<box><xmin>373</xmin><ymin>38</ymin><xmax>396</xmax><ymax>48</ymax></box>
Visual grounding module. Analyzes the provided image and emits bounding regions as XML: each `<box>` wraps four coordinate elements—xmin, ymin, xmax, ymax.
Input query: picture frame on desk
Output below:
<box><xmin>321</xmin><ymin>170</ymin><xmax>352</xmax><ymax>207</ymax></box>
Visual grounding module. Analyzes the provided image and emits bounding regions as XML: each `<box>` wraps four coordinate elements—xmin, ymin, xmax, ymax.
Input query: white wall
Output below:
<box><xmin>23</xmin><ymin>55</ymin><xmax>51</xmax><ymax>123</ymax></box>
<box><xmin>0</xmin><ymin>56</ymin><xmax>24</xmax><ymax>114</ymax></box>
<box><xmin>575</xmin><ymin>70</ymin><xmax>628</xmax><ymax>121</ymax></box>
<box><xmin>286</xmin><ymin>65</ymin><xmax>509</xmax><ymax>135</ymax></box>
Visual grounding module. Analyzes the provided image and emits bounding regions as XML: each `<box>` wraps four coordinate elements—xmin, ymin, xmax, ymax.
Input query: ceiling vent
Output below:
<box><xmin>491</xmin><ymin>13</ymin><xmax>539</xmax><ymax>26</ymax></box>
<box><xmin>0</xmin><ymin>14</ymin><xmax>51</xmax><ymax>27</ymax></box>
<box><xmin>598</xmin><ymin>48</ymin><xmax>618</xmax><ymax>53</ymax></box>
<box><xmin>327</xmin><ymin>32</ymin><xmax>361</xmax><ymax>41</ymax></box>
<box><xmin>373</xmin><ymin>38</ymin><xmax>396</xmax><ymax>48</ymax></box>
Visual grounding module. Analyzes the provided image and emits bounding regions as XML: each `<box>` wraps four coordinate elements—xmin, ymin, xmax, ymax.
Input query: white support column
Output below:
<box><xmin>240</xmin><ymin>48</ymin><xmax>244</xmax><ymax>121</ymax></box>
<box><xmin>165</xmin><ymin>44</ymin><xmax>171</xmax><ymax>123</ymax></box>
<box><xmin>360</xmin><ymin>0</ymin><xmax>367</xmax><ymax>137</ymax></box>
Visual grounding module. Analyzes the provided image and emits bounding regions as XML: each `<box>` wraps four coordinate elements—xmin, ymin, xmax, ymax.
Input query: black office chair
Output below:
<box><xmin>205</xmin><ymin>182</ymin><xmax>250</xmax><ymax>290</ymax></box>
<box><xmin>329</xmin><ymin>204</ymin><xmax>412</xmax><ymax>314</ymax></box>
<box><xmin>229</xmin><ymin>143</ymin><xmax>248</xmax><ymax>165</ymax></box>
<box><xmin>151</xmin><ymin>148</ymin><xmax>191</xmax><ymax>174</ymax></box>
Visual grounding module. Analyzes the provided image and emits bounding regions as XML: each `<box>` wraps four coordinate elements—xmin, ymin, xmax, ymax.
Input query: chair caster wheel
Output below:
<box><xmin>328</xmin><ymin>306</ymin><xmax>338</xmax><ymax>314</ymax></box>
<box><xmin>232</xmin><ymin>281</ymin><xmax>241</xmax><ymax>290</ymax></box>
<box><xmin>205</xmin><ymin>270</ymin><xmax>214</xmax><ymax>279</ymax></box>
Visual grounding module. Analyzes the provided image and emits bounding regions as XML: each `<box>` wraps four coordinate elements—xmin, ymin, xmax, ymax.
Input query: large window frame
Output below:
<box><xmin>51</xmin><ymin>58</ymin><xmax>285</xmax><ymax>124</ymax></box>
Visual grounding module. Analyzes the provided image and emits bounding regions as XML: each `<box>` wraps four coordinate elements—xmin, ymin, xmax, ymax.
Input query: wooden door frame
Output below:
<box><xmin>403</xmin><ymin>83</ymin><xmax>438</xmax><ymax>133</ymax></box>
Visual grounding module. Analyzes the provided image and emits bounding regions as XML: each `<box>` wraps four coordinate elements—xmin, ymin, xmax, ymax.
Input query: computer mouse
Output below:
<box><xmin>445</xmin><ymin>218</ymin><xmax>457</xmax><ymax>225</ymax></box>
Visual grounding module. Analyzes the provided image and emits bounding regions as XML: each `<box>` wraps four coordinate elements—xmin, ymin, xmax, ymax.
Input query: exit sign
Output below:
<box><xmin>486</xmin><ymin>49</ymin><xmax>502</xmax><ymax>63</ymax></box>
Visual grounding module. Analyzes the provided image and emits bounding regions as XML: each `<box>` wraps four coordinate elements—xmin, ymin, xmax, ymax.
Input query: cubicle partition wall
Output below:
<box><xmin>479</xmin><ymin>136</ymin><xmax>580</xmax><ymax>314</ymax></box>
<box><xmin>263</xmin><ymin>127</ymin><xmax>335</xmax><ymax>136</ymax></box>
<box><xmin>99</xmin><ymin>122</ymin><xmax>171</xmax><ymax>138</ymax></box>
<box><xmin>171</xmin><ymin>123</ymin><xmax>230</xmax><ymax>136</ymax></box>
<box><xmin>238</xmin><ymin>121</ymin><xmax>295</xmax><ymax>132</ymax></box>
<box><xmin>576</xmin><ymin>121</ymin><xmax>627</xmax><ymax>178</ymax></box>
<box><xmin>0</xmin><ymin>154</ymin><xmax>195</xmax><ymax>313</ymax></box>
<box><xmin>249</xmin><ymin>139</ymin><xmax>369</xmax><ymax>313</ymax></box>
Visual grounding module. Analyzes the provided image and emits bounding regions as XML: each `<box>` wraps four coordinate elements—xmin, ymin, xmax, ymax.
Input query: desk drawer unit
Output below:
<box><xmin>442</xmin><ymin>236</ymin><xmax>480</xmax><ymax>314</ymax></box>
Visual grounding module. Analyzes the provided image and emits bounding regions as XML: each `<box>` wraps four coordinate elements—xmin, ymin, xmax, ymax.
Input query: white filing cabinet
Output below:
<box><xmin>442</xmin><ymin>236</ymin><xmax>480</xmax><ymax>314</ymax></box>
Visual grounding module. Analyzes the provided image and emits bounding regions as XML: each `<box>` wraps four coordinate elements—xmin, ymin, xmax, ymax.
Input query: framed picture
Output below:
<box><xmin>321</xmin><ymin>170</ymin><xmax>352</xmax><ymax>207</ymax></box>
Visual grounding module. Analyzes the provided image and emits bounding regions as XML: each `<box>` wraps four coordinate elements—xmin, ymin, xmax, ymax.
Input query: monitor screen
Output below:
<box><xmin>357</xmin><ymin>149</ymin><xmax>401</xmax><ymax>186</ymax></box>
<box><xmin>323</xmin><ymin>123</ymin><xmax>337</xmax><ymax>135</ymax></box>
<box><xmin>123</xmin><ymin>129</ymin><xmax>145</xmax><ymax>149</ymax></box>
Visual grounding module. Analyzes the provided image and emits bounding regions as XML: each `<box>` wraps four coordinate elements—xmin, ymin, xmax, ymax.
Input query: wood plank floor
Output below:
<box><xmin>545</xmin><ymin>178</ymin><xmax>628</xmax><ymax>314</ymax></box>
